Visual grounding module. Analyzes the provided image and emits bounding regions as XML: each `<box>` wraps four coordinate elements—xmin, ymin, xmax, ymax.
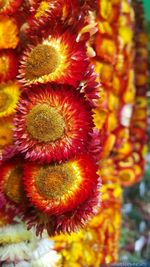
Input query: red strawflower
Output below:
<box><xmin>22</xmin><ymin>163</ymin><xmax>101</xmax><ymax>236</ymax></box>
<box><xmin>18</xmin><ymin>32</ymin><xmax>89</xmax><ymax>87</ymax></box>
<box><xmin>0</xmin><ymin>117</ymin><xmax>17</xmax><ymax>165</ymax></box>
<box><xmin>14</xmin><ymin>85</ymin><xmax>93</xmax><ymax>163</ymax></box>
<box><xmin>0</xmin><ymin>50</ymin><xmax>18</xmax><ymax>83</ymax></box>
<box><xmin>0</xmin><ymin>160</ymin><xmax>26</xmax><ymax>217</ymax></box>
<box><xmin>23</xmin><ymin>154</ymin><xmax>99</xmax><ymax>215</ymax></box>
<box><xmin>118</xmin><ymin>168</ymin><xmax>137</xmax><ymax>187</ymax></box>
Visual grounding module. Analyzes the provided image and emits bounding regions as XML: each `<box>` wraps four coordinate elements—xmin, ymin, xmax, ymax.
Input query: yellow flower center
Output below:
<box><xmin>36</xmin><ymin>163</ymin><xmax>77</xmax><ymax>200</ymax></box>
<box><xmin>26</xmin><ymin>104</ymin><xmax>65</xmax><ymax>142</ymax></box>
<box><xmin>5</xmin><ymin>166</ymin><xmax>24</xmax><ymax>204</ymax></box>
<box><xmin>26</xmin><ymin>44</ymin><xmax>59</xmax><ymax>79</ymax></box>
<box><xmin>119</xmin><ymin>169</ymin><xmax>134</xmax><ymax>182</ymax></box>
<box><xmin>0</xmin><ymin>91</ymin><xmax>9</xmax><ymax>112</ymax></box>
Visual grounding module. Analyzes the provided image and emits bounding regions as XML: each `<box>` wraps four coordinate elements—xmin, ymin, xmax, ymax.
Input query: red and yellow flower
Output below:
<box><xmin>0</xmin><ymin>15</ymin><xmax>19</xmax><ymax>49</ymax></box>
<box><xmin>0</xmin><ymin>82</ymin><xmax>20</xmax><ymax>118</ymax></box>
<box><xmin>23</xmin><ymin>183</ymin><xmax>100</xmax><ymax>236</ymax></box>
<box><xmin>53</xmin><ymin>183</ymin><xmax>122</xmax><ymax>266</ymax></box>
<box><xmin>0</xmin><ymin>117</ymin><xmax>16</xmax><ymax>163</ymax></box>
<box><xmin>95</xmin><ymin>35</ymin><xmax>117</xmax><ymax>64</ymax></box>
<box><xmin>0</xmin><ymin>50</ymin><xmax>18</xmax><ymax>83</ymax></box>
<box><xmin>14</xmin><ymin>84</ymin><xmax>93</xmax><ymax>163</ymax></box>
<box><xmin>23</xmin><ymin>154</ymin><xmax>99</xmax><ymax>215</ymax></box>
<box><xmin>0</xmin><ymin>160</ymin><xmax>25</xmax><ymax>216</ymax></box>
<box><xmin>22</xmin><ymin>154</ymin><xmax>100</xmax><ymax>235</ymax></box>
<box><xmin>0</xmin><ymin>3</ymin><xmax>148</xmax><ymax>267</ymax></box>
<box><xmin>19</xmin><ymin>32</ymin><xmax>89</xmax><ymax>87</ymax></box>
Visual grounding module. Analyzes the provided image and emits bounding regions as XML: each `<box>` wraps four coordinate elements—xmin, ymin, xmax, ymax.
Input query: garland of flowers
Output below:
<box><xmin>0</xmin><ymin>0</ymin><xmax>148</xmax><ymax>266</ymax></box>
<box><xmin>0</xmin><ymin>0</ymin><xmax>102</xmax><ymax>239</ymax></box>
<box><xmin>53</xmin><ymin>1</ymin><xmax>148</xmax><ymax>266</ymax></box>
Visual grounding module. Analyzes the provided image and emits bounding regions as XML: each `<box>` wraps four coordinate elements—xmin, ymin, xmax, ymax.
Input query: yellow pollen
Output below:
<box><xmin>5</xmin><ymin>166</ymin><xmax>24</xmax><ymax>204</ymax></box>
<box><xmin>26</xmin><ymin>44</ymin><xmax>59</xmax><ymax>79</ymax></box>
<box><xmin>27</xmin><ymin>104</ymin><xmax>65</xmax><ymax>142</ymax></box>
<box><xmin>36</xmin><ymin>164</ymin><xmax>76</xmax><ymax>199</ymax></box>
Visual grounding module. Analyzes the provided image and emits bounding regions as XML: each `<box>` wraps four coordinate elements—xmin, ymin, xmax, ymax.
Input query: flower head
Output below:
<box><xmin>0</xmin><ymin>15</ymin><xmax>19</xmax><ymax>49</ymax></box>
<box><xmin>23</xmin><ymin>183</ymin><xmax>100</xmax><ymax>236</ymax></box>
<box><xmin>0</xmin><ymin>50</ymin><xmax>18</xmax><ymax>83</ymax></box>
<box><xmin>118</xmin><ymin>168</ymin><xmax>136</xmax><ymax>187</ymax></box>
<box><xmin>31</xmin><ymin>239</ymin><xmax>62</xmax><ymax>267</ymax></box>
<box><xmin>0</xmin><ymin>241</ymin><xmax>35</xmax><ymax>262</ymax></box>
<box><xmin>19</xmin><ymin>32</ymin><xmax>89</xmax><ymax>87</ymax></box>
<box><xmin>0</xmin><ymin>82</ymin><xmax>20</xmax><ymax>118</ymax></box>
<box><xmin>0</xmin><ymin>223</ymin><xmax>33</xmax><ymax>245</ymax></box>
<box><xmin>53</xmin><ymin>183</ymin><xmax>122</xmax><ymax>266</ymax></box>
<box><xmin>22</xmin><ymin>154</ymin><xmax>101</xmax><ymax>236</ymax></box>
<box><xmin>95</xmin><ymin>35</ymin><xmax>117</xmax><ymax>64</ymax></box>
<box><xmin>23</xmin><ymin>154</ymin><xmax>99</xmax><ymax>215</ymax></box>
<box><xmin>0</xmin><ymin>117</ymin><xmax>17</xmax><ymax>163</ymax></box>
<box><xmin>14</xmin><ymin>85</ymin><xmax>93</xmax><ymax>163</ymax></box>
<box><xmin>0</xmin><ymin>160</ymin><xmax>25</xmax><ymax>213</ymax></box>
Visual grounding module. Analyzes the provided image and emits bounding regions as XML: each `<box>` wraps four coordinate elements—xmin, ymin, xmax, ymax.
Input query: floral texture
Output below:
<box><xmin>0</xmin><ymin>0</ymin><xmax>148</xmax><ymax>266</ymax></box>
<box><xmin>14</xmin><ymin>85</ymin><xmax>93</xmax><ymax>163</ymax></box>
<box><xmin>0</xmin><ymin>0</ymin><xmax>23</xmax><ymax>15</ymax></box>
<box><xmin>18</xmin><ymin>32</ymin><xmax>89</xmax><ymax>87</ymax></box>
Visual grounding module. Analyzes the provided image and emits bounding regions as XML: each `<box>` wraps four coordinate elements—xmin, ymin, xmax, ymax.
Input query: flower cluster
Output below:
<box><xmin>50</xmin><ymin>0</ymin><xmax>148</xmax><ymax>266</ymax></box>
<box><xmin>0</xmin><ymin>221</ymin><xmax>61</xmax><ymax>267</ymax></box>
<box><xmin>53</xmin><ymin>183</ymin><xmax>122</xmax><ymax>267</ymax></box>
<box><xmin>0</xmin><ymin>0</ymin><xmax>101</xmax><ymax>245</ymax></box>
<box><xmin>107</xmin><ymin>0</ymin><xmax>148</xmax><ymax>187</ymax></box>
<box><xmin>0</xmin><ymin>0</ymin><xmax>148</xmax><ymax>266</ymax></box>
